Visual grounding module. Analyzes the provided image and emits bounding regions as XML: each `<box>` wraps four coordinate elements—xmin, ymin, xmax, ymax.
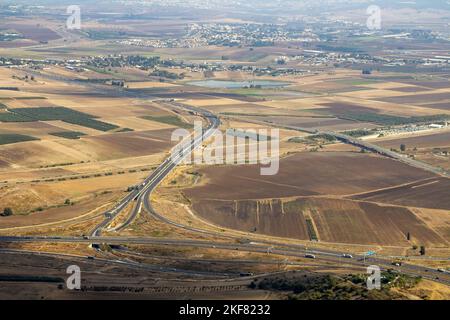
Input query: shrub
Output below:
<box><xmin>1</xmin><ymin>207</ymin><xmax>13</xmax><ymax>216</ymax></box>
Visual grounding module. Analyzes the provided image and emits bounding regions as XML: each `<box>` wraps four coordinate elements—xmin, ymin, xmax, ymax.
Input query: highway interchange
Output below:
<box><xmin>1</xmin><ymin>74</ymin><xmax>449</xmax><ymax>293</ymax></box>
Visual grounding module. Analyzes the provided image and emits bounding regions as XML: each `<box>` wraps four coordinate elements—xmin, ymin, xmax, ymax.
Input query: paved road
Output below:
<box><xmin>8</xmin><ymin>70</ymin><xmax>450</xmax><ymax>287</ymax></box>
<box><xmin>228</xmin><ymin>117</ymin><xmax>448</xmax><ymax>177</ymax></box>
<box><xmin>90</xmin><ymin>104</ymin><xmax>220</xmax><ymax>236</ymax></box>
<box><xmin>1</xmin><ymin>235</ymin><xmax>448</xmax><ymax>285</ymax></box>
<box><xmin>326</xmin><ymin>131</ymin><xmax>448</xmax><ymax>177</ymax></box>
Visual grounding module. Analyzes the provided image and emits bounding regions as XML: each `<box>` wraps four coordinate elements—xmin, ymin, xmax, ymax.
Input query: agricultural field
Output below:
<box><xmin>183</xmin><ymin>152</ymin><xmax>435</xmax><ymax>200</ymax></box>
<box><xmin>191</xmin><ymin>197</ymin><xmax>446</xmax><ymax>246</ymax></box>
<box><xmin>0</xmin><ymin>133</ymin><xmax>39</xmax><ymax>145</ymax></box>
<box><xmin>372</xmin><ymin>130</ymin><xmax>450</xmax><ymax>171</ymax></box>
<box><xmin>183</xmin><ymin>152</ymin><xmax>449</xmax><ymax>245</ymax></box>
<box><xmin>1</xmin><ymin>1</ymin><xmax>450</xmax><ymax>301</ymax></box>
<box><xmin>49</xmin><ymin>131</ymin><xmax>87</xmax><ymax>140</ymax></box>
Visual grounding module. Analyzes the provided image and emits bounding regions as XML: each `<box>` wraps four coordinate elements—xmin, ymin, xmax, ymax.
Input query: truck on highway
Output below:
<box><xmin>240</xmin><ymin>272</ymin><xmax>254</xmax><ymax>277</ymax></box>
<box><xmin>342</xmin><ymin>254</ymin><xmax>353</xmax><ymax>259</ymax></box>
<box><xmin>305</xmin><ymin>254</ymin><xmax>316</xmax><ymax>259</ymax></box>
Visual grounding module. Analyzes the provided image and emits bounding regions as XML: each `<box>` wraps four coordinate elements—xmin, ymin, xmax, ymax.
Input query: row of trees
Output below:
<box><xmin>407</xmin><ymin>232</ymin><xmax>426</xmax><ymax>255</ymax></box>
<box><xmin>1</xmin><ymin>200</ymin><xmax>72</xmax><ymax>217</ymax></box>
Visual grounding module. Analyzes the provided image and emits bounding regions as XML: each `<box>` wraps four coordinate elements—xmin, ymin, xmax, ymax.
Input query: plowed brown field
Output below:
<box><xmin>190</xmin><ymin>197</ymin><xmax>447</xmax><ymax>246</ymax></box>
<box><xmin>184</xmin><ymin>152</ymin><xmax>448</xmax><ymax>245</ymax></box>
<box><xmin>184</xmin><ymin>152</ymin><xmax>434</xmax><ymax>200</ymax></box>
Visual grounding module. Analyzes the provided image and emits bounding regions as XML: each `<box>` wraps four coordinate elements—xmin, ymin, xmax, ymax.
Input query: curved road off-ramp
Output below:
<box><xmin>90</xmin><ymin>104</ymin><xmax>220</xmax><ymax>236</ymax></box>
<box><xmin>13</xmin><ymin>67</ymin><xmax>449</xmax><ymax>289</ymax></box>
<box><xmin>81</xmin><ymin>100</ymin><xmax>450</xmax><ymax>286</ymax></box>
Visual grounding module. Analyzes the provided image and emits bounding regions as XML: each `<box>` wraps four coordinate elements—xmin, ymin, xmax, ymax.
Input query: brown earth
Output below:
<box><xmin>81</xmin><ymin>129</ymin><xmax>176</xmax><ymax>160</ymax></box>
<box><xmin>184</xmin><ymin>152</ymin><xmax>434</xmax><ymax>201</ymax></box>
<box><xmin>190</xmin><ymin>197</ymin><xmax>447</xmax><ymax>246</ymax></box>
<box><xmin>183</xmin><ymin>152</ymin><xmax>448</xmax><ymax>245</ymax></box>
<box><xmin>350</xmin><ymin>177</ymin><xmax>450</xmax><ymax>211</ymax></box>
<box><xmin>375</xmin><ymin>92</ymin><xmax>450</xmax><ymax>105</ymax></box>
<box><xmin>420</xmin><ymin>102</ymin><xmax>450</xmax><ymax>111</ymax></box>
<box><xmin>7</xmin><ymin>23</ymin><xmax>61</xmax><ymax>42</ymax></box>
<box><xmin>376</xmin><ymin>131</ymin><xmax>450</xmax><ymax>150</ymax></box>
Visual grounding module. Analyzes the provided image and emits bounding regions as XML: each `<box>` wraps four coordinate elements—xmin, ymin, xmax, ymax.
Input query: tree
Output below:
<box><xmin>420</xmin><ymin>246</ymin><xmax>426</xmax><ymax>256</ymax></box>
<box><xmin>400</xmin><ymin>144</ymin><xmax>406</xmax><ymax>152</ymax></box>
<box><xmin>2</xmin><ymin>208</ymin><xmax>13</xmax><ymax>217</ymax></box>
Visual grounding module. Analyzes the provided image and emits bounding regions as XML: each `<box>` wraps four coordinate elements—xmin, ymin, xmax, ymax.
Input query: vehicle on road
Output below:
<box><xmin>305</xmin><ymin>254</ymin><xmax>316</xmax><ymax>259</ymax></box>
<box><xmin>240</xmin><ymin>272</ymin><xmax>254</xmax><ymax>277</ymax></box>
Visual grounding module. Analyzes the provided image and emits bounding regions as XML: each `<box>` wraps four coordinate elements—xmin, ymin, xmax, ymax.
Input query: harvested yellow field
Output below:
<box><xmin>184</xmin><ymin>98</ymin><xmax>243</xmax><ymax>107</ymax></box>
<box><xmin>127</xmin><ymin>81</ymin><xmax>179</xmax><ymax>89</ymax></box>
<box><xmin>404</xmin><ymin>280</ymin><xmax>450</xmax><ymax>300</ymax></box>
<box><xmin>103</xmin><ymin>116</ymin><xmax>176</xmax><ymax>131</ymax></box>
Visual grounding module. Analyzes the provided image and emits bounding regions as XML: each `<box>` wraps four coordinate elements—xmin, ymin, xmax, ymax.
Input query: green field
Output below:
<box><xmin>341</xmin><ymin>129</ymin><xmax>374</xmax><ymax>138</ymax></box>
<box><xmin>338</xmin><ymin>113</ymin><xmax>450</xmax><ymax>126</ymax></box>
<box><xmin>0</xmin><ymin>134</ymin><xmax>39</xmax><ymax>145</ymax></box>
<box><xmin>116</xmin><ymin>128</ymin><xmax>134</xmax><ymax>132</ymax></box>
<box><xmin>0</xmin><ymin>112</ymin><xmax>33</xmax><ymax>122</ymax></box>
<box><xmin>11</xmin><ymin>107</ymin><xmax>98</xmax><ymax>121</ymax></box>
<box><xmin>63</xmin><ymin>118</ymin><xmax>119</xmax><ymax>131</ymax></box>
<box><xmin>49</xmin><ymin>131</ymin><xmax>87</xmax><ymax>139</ymax></box>
<box><xmin>2</xmin><ymin>107</ymin><xmax>119</xmax><ymax>132</ymax></box>
<box><xmin>13</xmin><ymin>97</ymin><xmax>47</xmax><ymax>100</ymax></box>
<box><xmin>142</xmin><ymin>115</ymin><xmax>192</xmax><ymax>129</ymax></box>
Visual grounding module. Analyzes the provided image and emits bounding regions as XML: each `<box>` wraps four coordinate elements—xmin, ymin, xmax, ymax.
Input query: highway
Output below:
<box><xmin>90</xmin><ymin>103</ymin><xmax>220</xmax><ymax>236</ymax></box>
<box><xmin>1</xmin><ymin>235</ymin><xmax>449</xmax><ymax>285</ymax></box>
<box><xmin>326</xmin><ymin>131</ymin><xmax>448</xmax><ymax>177</ymax></box>
<box><xmin>226</xmin><ymin>117</ymin><xmax>448</xmax><ymax>177</ymax></box>
<box><xmin>66</xmin><ymin>97</ymin><xmax>449</xmax><ymax>287</ymax></box>
<box><xmin>5</xmin><ymin>70</ymin><xmax>449</xmax><ymax>289</ymax></box>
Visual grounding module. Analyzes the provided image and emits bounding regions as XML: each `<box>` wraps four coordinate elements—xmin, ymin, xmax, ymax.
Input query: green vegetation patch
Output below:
<box><xmin>227</xmin><ymin>129</ymin><xmax>272</xmax><ymax>141</ymax></box>
<box><xmin>250</xmin><ymin>270</ymin><xmax>421</xmax><ymax>300</ymax></box>
<box><xmin>341</xmin><ymin>129</ymin><xmax>374</xmax><ymax>138</ymax></box>
<box><xmin>116</xmin><ymin>127</ymin><xmax>134</xmax><ymax>133</ymax></box>
<box><xmin>339</xmin><ymin>112</ymin><xmax>450</xmax><ymax>126</ymax></box>
<box><xmin>305</xmin><ymin>218</ymin><xmax>318</xmax><ymax>241</ymax></box>
<box><xmin>3</xmin><ymin>107</ymin><xmax>119</xmax><ymax>132</ymax></box>
<box><xmin>50</xmin><ymin>131</ymin><xmax>87</xmax><ymax>140</ymax></box>
<box><xmin>289</xmin><ymin>134</ymin><xmax>336</xmax><ymax>144</ymax></box>
<box><xmin>0</xmin><ymin>134</ymin><xmax>39</xmax><ymax>145</ymax></box>
<box><xmin>0</xmin><ymin>112</ymin><xmax>33</xmax><ymax>122</ymax></box>
<box><xmin>11</xmin><ymin>107</ymin><xmax>96</xmax><ymax>121</ymax></box>
<box><xmin>14</xmin><ymin>96</ymin><xmax>47</xmax><ymax>100</ymax></box>
<box><xmin>150</xmin><ymin>69</ymin><xmax>184</xmax><ymax>80</ymax></box>
<box><xmin>142</xmin><ymin>115</ymin><xmax>192</xmax><ymax>129</ymax></box>
<box><xmin>63</xmin><ymin>118</ymin><xmax>119</xmax><ymax>131</ymax></box>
